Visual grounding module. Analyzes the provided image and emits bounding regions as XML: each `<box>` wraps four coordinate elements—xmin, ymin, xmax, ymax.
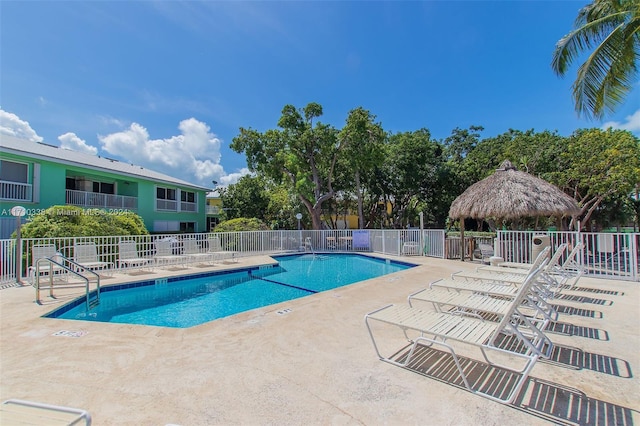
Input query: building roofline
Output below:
<box><xmin>1</xmin><ymin>135</ymin><xmax>211</xmax><ymax>191</ymax></box>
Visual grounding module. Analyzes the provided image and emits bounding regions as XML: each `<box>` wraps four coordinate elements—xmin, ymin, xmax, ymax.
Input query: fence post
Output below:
<box><xmin>629</xmin><ymin>233</ymin><xmax>638</xmax><ymax>281</ymax></box>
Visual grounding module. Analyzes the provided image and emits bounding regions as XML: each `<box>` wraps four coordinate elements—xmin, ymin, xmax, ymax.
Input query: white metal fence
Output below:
<box><xmin>0</xmin><ymin>229</ymin><xmax>446</xmax><ymax>285</ymax></box>
<box><xmin>496</xmin><ymin>230</ymin><xmax>639</xmax><ymax>281</ymax></box>
<box><xmin>1</xmin><ymin>229</ymin><xmax>638</xmax><ymax>285</ymax></box>
<box><xmin>0</xmin><ymin>239</ymin><xmax>17</xmax><ymax>287</ymax></box>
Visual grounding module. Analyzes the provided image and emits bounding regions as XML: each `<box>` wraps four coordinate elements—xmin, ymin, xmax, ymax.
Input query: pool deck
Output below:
<box><xmin>1</xmin><ymin>254</ymin><xmax>639</xmax><ymax>425</ymax></box>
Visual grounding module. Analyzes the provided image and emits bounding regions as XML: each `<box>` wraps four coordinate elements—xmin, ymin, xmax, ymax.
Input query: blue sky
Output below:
<box><xmin>2</xmin><ymin>1</ymin><xmax>638</xmax><ymax>189</ymax></box>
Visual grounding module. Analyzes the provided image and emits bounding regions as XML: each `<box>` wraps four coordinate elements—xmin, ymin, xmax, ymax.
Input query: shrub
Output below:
<box><xmin>17</xmin><ymin>206</ymin><xmax>149</xmax><ymax>238</ymax></box>
<box><xmin>213</xmin><ymin>217</ymin><xmax>269</xmax><ymax>232</ymax></box>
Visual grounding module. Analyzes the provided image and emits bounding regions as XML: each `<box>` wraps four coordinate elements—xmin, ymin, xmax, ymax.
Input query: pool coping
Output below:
<box><xmin>42</xmin><ymin>252</ymin><xmax>418</xmax><ymax>323</ymax></box>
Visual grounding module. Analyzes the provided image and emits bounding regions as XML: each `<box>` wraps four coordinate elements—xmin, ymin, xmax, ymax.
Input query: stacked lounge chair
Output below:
<box><xmin>365</xmin><ymin>263</ymin><xmax>553</xmax><ymax>404</ymax></box>
<box><xmin>478</xmin><ymin>242</ymin><xmax>585</xmax><ymax>289</ymax></box>
<box><xmin>362</xmin><ymin>244</ymin><xmax>580</xmax><ymax>405</ymax></box>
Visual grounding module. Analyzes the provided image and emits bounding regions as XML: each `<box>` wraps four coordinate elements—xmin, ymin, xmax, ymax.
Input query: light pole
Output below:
<box><xmin>295</xmin><ymin>213</ymin><xmax>302</xmax><ymax>251</ymax></box>
<box><xmin>10</xmin><ymin>206</ymin><xmax>26</xmax><ymax>283</ymax></box>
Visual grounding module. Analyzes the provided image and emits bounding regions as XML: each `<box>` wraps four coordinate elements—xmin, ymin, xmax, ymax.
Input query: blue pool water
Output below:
<box><xmin>46</xmin><ymin>253</ymin><xmax>414</xmax><ymax>328</ymax></box>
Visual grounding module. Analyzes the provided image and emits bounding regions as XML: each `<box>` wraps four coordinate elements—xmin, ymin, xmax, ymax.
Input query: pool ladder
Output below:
<box><xmin>34</xmin><ymin>255</ymin><xmax>101</xmax><ymax>309</ymax></box>
<box><xmin>304</xmin><ymin>237</ymin><xmax>315</xmax><ymax>255</ymax></box>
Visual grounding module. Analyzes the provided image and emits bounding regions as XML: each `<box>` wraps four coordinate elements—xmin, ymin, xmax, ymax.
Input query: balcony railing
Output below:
<box><xmin>181</xmin><ymin>201</ymin><xmax>197</xmax><ymax>212</ymax></box>
<box><xmin>0</xmin><ymin>181</ymin><xmax>32</xmax><ymax>202</ymax></box>
<box><xmin>156</xmin><ymin>199</ymin><xmax>177</xmax><ymax>211</ymax></box>
<box><xmin>206</xmin><ymin>205</ymin><xmax>220</xmax><ymax>215</ymax></box>
<box><xmin>66</xmin><ymin>189</ymin><xmax>137</xmax><ymax>210</ymax></box>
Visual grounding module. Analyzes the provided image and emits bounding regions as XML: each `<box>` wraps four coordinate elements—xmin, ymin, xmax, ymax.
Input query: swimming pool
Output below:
<box><xmin>45</xmin><ymin>253</ymin><xmax>415</xmax><ymax>328</ymax></box>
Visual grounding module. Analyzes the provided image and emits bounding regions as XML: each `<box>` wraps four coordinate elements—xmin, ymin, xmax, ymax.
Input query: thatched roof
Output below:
<box><xmin>448</xmin><ymin>160</ymin><xmax>580</xmax><ymax>220</ymax></box>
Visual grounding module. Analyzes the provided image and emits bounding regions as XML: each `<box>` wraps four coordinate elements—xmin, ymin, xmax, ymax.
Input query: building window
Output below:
<box><xmin>180</xmin><ymin>190</ymin><xmax>197</xmax><ymax>212</ymax></box>
<box><xmin>0</xmin><ymin>160</ymin><xmax>28</xmax><ymax>183</ymax></box>
<box><xmin>156</xmin><ymin>186</ymin><xmax>177</xmax><ymax>211</ymax></box>
<box><xmin>181</xmin><ymin>191</ymin><xmax>195</xmax><ymax>203</ymax></box>
<box><xmin>180</xmin><ymin>222</ymin><xmax>196</xmax><ymax>233</ymax></box>
<box><xmin>153</xmin><ymin>220</ymin><xmax>180</xmax><ymax>232</ymax></box>
<box><xmin>0</xmin><ymin>160</ymin><xmax>31</xmax><ymax>201</ymax></box>
<box><xmin>93</xmin><ymin>181</ymin><xmax>115</xmax><ymax>194</ymax></box>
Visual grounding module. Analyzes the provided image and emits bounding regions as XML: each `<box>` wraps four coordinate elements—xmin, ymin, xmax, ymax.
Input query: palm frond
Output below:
<box><xmin>552</xmin><ymin>0</ymin><xmax>639</xmax><ymax>119</ymax></box>
<box><xmin>552</xmin><ymin>11</ymin><xmax>629</xmax><ymax>76</ymax></box>
<box><xmin>573</xmin><ymin>22</ymin><xmax>636</xmax><ymax>119</ymax></box>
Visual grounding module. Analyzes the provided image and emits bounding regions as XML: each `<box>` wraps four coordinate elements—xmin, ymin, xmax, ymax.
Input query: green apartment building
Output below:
<box><xmin>0</xmin><ymin>134</ymin><xmax>211</xmax><ymax>238</ymax></box>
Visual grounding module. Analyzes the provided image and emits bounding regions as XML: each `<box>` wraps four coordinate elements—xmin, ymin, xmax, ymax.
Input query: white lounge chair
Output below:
<box><xmin>206</xmin><ymin>234</ymin><xmax>237</xmax><ymax>263</ymax></box>
<box><xmin>430</xmin><ymin>277</ymin><xmax>522</xmax><ymax>297</ymax></box>
<box><xmin>117</xmin><ymin>240</ymin><xmax>153</xmax><ymax>272</ymax></box>
<box><xmin>1</xmin><ymin>398</ymin><xmax>91</xmax><ymax>425</ymax></box>
<box><xmin>401</xmin><ymin>241</ymin><xmax>420</xmax><ymax>256</ymax></box>
<box><xmin>479</xmin><ymin>243</ymin><xmax>568</xmax><ymax>275</ymax></box>
<box><xmin>475</xmin><ymin>243</ymin><xmax>494</xmax><ymax>264</ymax></box>
<box><xmin>490</xmin><ymin>243</ymin><xmax>585</xmax><ymax>289</ymax></box>
<box><xmin>153</xmin><ymin>239</ymin><xmax>186</xmax><ymax>268</ymax></box>
<box><xmin>452</xmin><ymin>247</ymin><xmax>552</xmax><ymax>286</ymax></box>
<box><xmin>408</xmin><ymin>264</ymin><xmax>558</xmax><ymax>323</ymax></box>
<box><xmin>74</xmin><ymin>242</ymin><xmax>113</xmax><ymax>276</ymax></box>
<box><xmin>365</xmin><ymin>265</ymin><xmax>552</xmax><ymax>404</ymax></box>
<box><xmin>478</xmin><ymin>243</ymin><xmax>584</xmax><ymax>290</ymax></box>
<box><xmin>183</xmin><ymin>238</ymin><xmax>214</xmax><ymax>265</ymax></box>
<box><xmin>28</xmin><ymin>243</ymin><xmax>67</xmax><ymax>284</ymax></box>
<box><xmin>552</xmin><ymin>242</ymin><xmax>585</xmax><ymax>288</ymax></box>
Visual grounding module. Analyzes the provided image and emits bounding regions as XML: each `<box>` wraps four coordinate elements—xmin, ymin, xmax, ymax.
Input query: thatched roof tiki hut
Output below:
<box><xmin>448</xmin><ymin>160</ymin><xmax>581</xmax><ymax>261</ymax></box>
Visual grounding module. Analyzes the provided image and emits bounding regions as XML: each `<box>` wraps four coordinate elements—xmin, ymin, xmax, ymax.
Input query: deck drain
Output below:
<box><xmin>276</xmin><ymin>308</ymin><xmax>292</xmax><ymax>315</ymax></box>
<box><xmin>52</xmin><ymin>330</ymin><xmax>88</xmax><ymax>338</ymax></box>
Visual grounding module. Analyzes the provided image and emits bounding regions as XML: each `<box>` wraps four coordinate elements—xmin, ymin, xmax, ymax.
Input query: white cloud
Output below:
<box><xmin>58</xmin><ymin>132</ymin><xmax>98</xmax><ymax>155</ymax></box>
<box><xmin>602</xmin><ymin>109</ymin><xmax>640</xmax><ymax>133</ymax></box>
<box><xmin>218</xmin><ymin>168</ymin><xmax>251</xmax><ymax>186</ymax></box>
<box><xmin>0</xmin><ymin>109</ymin><xmax>246</xmax><ymax>187</ymax></box>
<box><xmin>0</xmin><ymin>109</ymin><xmax>43</xmax><ymax>142</ymax></box>
<box><xmin>99</xmin><ymin>118</ymin><xmax>229</xmax><ymax>186</ymax></box>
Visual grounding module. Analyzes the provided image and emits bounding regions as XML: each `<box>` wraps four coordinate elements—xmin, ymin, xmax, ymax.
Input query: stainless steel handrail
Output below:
<box><xmin>34</xmin><ymin>255</ymin><xmax>101</xmax><ymax>307</ymax></box>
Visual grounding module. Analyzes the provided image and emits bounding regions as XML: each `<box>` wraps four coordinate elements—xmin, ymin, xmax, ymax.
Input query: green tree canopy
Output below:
<box><xmin>219</xmin><ymin>176</ymin><xmax>303</xmax><ymax>229</ymax></box>
<box><xmin>550</xmin><ymin>128</ymin><xmax>640</xmax><ymax>228</ymax></box>
<box><xmin>231</xmin><ymin>102</ymin><xmax>342</xmax><ymax>229</ymax></box>
<box><xmin>213</xmin><ymin>217</ymin><xmax>270</xmax><ymax>232</ymax></box>
<box><xmin>337</xmin><ymin>107</ymin><xmax>386</xmax><ymax>229</ymax></box>
<box><xmin>374</xmin><ymin>129</ymin><xmax>445</xmax><ymax>228</ymax></box>
<box><xmin>219</xmin><ymin>175</ymin><xmax>271</xmax><ymax>221</ymax></box>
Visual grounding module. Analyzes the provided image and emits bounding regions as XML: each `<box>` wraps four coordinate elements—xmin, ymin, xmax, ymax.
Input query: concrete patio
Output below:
<box><xmin>1</xmin><ymin>254</ymin><xmax>638</xmax><ymax>425</ymax></box>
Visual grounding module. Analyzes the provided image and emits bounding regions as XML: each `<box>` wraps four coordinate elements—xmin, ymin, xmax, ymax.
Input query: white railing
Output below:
<box><xmin>0</xmin><ymin>239</ymin><xmax>16</xmax><ymax>286</ymax></box>
<box><xmin>156</xmin><ymin>199</ymin><xmax>177</xmax><ymax>211</ymax></box>
<box><xmin>0</xmin><ymin>230</ymin><xmax>446</xmax><ymax>284</ymax></box>
<box><xmin>206</xmin><ymin>205</ymin><xmax>220</xmax><ymax>215</ymax></box>
<box><xmin>0</xmin><ymin>181</ymin><xmax>32</xmax><ymax>202</ymax></box>
<box><xmin>66</xmin><ymin>190</ymin><xmax>137</xmax><ymax>210</ymax></box>
<box><xmin>1</xmin><ymin>229</ymin><xmax>637</xmax><ymax>285</ymax></box>
<box><xmin>496</xmin><ymin>230</ymin><xmax>639</xmax><ymax>281</ymax></box>
<box><xmin>180</xmin><ymin>201</ymin><xmax>197</xmax><ymax>212</ymax></box>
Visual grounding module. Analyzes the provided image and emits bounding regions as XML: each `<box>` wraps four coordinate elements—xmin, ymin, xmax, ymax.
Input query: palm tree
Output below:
<box><xmin>552</xmin><ymin>0</ymin><xmax>640</xmax><ymax>120</ymax></box>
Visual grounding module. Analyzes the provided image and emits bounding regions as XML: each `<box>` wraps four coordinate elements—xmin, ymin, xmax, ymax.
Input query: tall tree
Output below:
<box><xmin>338</xmin><ymin>107</ymin><xmax>385</xmax><ymax>229</ymax></box>
<box><xmin>443</xmin><ymin>126</ymin><xmax>484</xmax><ymax>194</ymax></box>
<box><xmin>552</xmin><ymin>0</ymin><xmax>640</xmax><ymax>120</ymax></box>
<box><xmin>231</xmin><ymin>103</ymin><xmax>341</xmax><ymax>229</ymax></box>
<box><xmin>376</xmin><ymin>129</ymin><xmax>444</xmax><ymax>228</ymax></box>
<box><xmin>218</xmin><ymin>175</ymin><xmax>270</xmax><ymax>221</ymax></box>
<box><xmin>551</xmin><ymin>128</ymin><xmax>640</xmax><ymax>229</ymax></box>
